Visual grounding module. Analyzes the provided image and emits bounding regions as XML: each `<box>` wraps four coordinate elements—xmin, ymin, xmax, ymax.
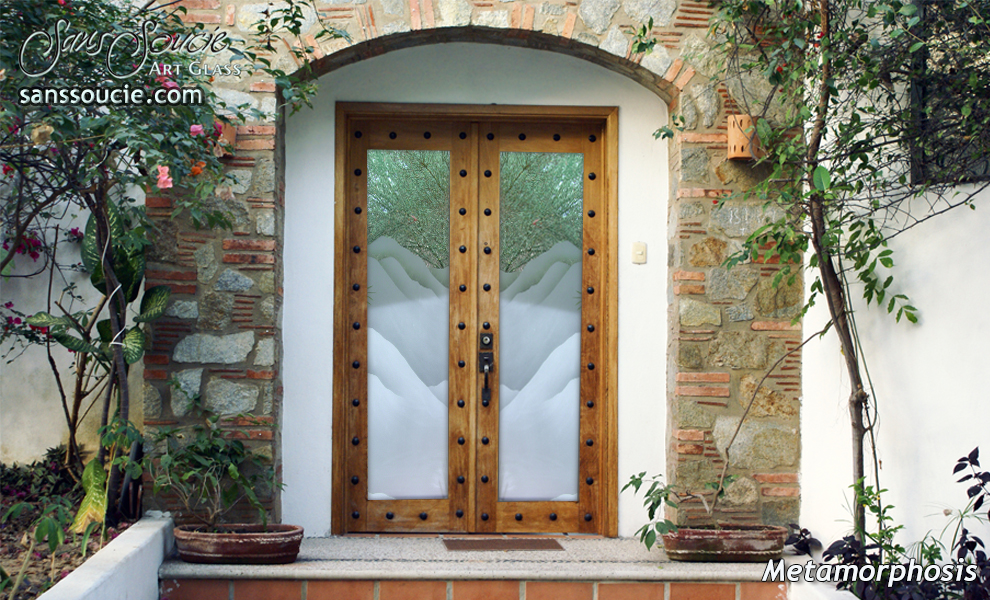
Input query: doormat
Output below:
<box><xmin>443</xmin><ymin>539</ymin><xmax>564</xmax><ymax>551</ymax></box>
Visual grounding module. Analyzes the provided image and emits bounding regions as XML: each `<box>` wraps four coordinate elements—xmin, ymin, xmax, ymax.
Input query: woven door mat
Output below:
<box><xmin>443</xmin><ymin>538</ymin><xmax>564</xmax><ymax>551</ymax></box>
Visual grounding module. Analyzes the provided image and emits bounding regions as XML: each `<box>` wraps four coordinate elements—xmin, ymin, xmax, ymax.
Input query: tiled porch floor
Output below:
<box><xmin>160</xmin><ymin>536</ymin><xmax>786</xmax><ymax>599</ymax></box>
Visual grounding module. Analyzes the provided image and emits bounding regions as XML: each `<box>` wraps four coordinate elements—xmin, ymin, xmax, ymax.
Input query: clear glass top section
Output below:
<box><xmin>497</xmin><ymin>151</ymin><xmax>583</xmax><ymax>502</ymax></box>
<box><xmin>366</xmin><ymin>150</ymin><xmax>451</xmax><ymax>500</ymax></box>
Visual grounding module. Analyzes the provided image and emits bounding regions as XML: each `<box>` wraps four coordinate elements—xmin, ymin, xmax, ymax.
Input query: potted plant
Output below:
<box><xmin>624</xmin><ymin>472</ymin><xmax>788</xmax><ymax>562</ymax></box>
<box><xmin>147</xmin><ymin>402</ymin><xmax>303</xmax><ymax>564</ymax></box>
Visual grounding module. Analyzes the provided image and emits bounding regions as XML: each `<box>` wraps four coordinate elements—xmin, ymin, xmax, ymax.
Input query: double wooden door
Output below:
<box><xmin>332</xmin><ymin>104</ymin><xmax>617</xmax><ymax>535</ymax></box>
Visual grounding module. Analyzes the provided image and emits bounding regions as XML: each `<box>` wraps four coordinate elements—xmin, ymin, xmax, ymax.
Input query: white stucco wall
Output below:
<box><xmin>283</xmin><ymin>43</ymin><xmax>669</xmax><ymax>537</ymax></box>
<box><xmin>801</xmin><ymin>185</ymin><xmax>990</xmax><ymax>551</ymax></box>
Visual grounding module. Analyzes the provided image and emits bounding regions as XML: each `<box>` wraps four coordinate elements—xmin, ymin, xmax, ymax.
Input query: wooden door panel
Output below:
<box><xmin>334</xmin><ymin>105</ymin><xmax>616</xmax><ymax>536</ymax></box>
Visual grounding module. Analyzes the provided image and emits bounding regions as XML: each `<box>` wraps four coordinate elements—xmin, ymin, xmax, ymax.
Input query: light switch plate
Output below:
<box><xmin>632</xmin><ymin>241</ymin><xmax>647</xmax><ymax>264</ymax></box>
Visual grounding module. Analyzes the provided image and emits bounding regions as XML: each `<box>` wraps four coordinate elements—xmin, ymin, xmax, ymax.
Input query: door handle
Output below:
<box><xmin>479</xmin><ymin>351</ymin><xmax>494</xmax><ymax>404</ymax></box>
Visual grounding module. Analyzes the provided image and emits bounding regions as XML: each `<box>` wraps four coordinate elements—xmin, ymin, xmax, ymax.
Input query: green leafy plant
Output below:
<box><xmin>623</xmin><ymin>472</ymin><xmax>738</xmax><ymax>550</ymax></box>
<box><xmin>147</xmin><ymin>394</ymin><xmax>281</xmax><ymax>531</ymax></box>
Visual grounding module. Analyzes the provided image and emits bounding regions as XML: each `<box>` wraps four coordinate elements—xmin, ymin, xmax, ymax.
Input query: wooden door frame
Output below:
<box><xmin>330</xmin><ymin>103</ymin><xmax>619</xmax><ymax>536</ymax></box>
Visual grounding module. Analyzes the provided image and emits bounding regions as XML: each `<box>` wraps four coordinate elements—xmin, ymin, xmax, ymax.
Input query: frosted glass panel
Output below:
<box><xmin>366</xmin><ymin>150</ymin><xmax>450</xmax><ymax>500</ymax></box>
<box><xmin>497</xmin><ymin>152</ymin><xmax>583</xmax><ymax>502</ymax></box>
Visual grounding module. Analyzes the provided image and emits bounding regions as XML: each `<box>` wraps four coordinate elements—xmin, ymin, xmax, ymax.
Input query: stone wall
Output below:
<box><xmin>144</xmin><ymin>0</ymin><xmax>801</xmax><ymax>526</ymax></box>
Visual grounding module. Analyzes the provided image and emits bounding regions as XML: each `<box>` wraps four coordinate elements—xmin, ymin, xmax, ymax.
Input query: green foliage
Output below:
<box><xmin>623</xmin><ymin>472</ymin><xmax>679</xmax><ymax>550</ymax></box>
<box><xmin>70</xmin><ymin>459</ymin><xmax>108</xmax><ymax>535</ymax></box>
<box><xmin>147</xmin><ymin>394</ymin><xmax>281</xmax><ymax>530</ymax></box>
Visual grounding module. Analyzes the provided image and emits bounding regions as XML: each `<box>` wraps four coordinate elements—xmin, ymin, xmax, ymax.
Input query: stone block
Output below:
<box><xmin>204</xmin><ymin>379</ymin><xmax>259</xmax><ymax>415</ymax></box>
<box><xmin>170</xmin><ymin>368</ymin><xmax>204</xmax><ymax>417</ymax></box>
<box><xmin>722</xmin><ymin>476</ymin><xmax>759</xmax><ymax>506</ymax></box>
<box><xmin>641</xmin><ymin>46</ymin><xmax>674</xmax><ymax>79</ymax></box>
<box><xmin>473</xmin><ymin>10</ymin><xmax>510</xmax><ymax>27</ymax></box>
<box><xmin>713</xmin><ymin>417</ymin><xmax>798</xmax><ymax>470</ymax></box>
<box><xmin>439</xmin><ymin>0</ymin><xmax>472</xmax><ymax>26</ymax></box>
<box><xmin>708</xmin><ymin>331</ymin><xmax>784</xmax><ymax>370</ymax></box>
<box><xmin>578</xmin><ymin>0</ymin><xmax>620</xmax><ymax>34</ymax></box>
<box><xmin>215</xmin><ymin>269</ymin><xmax>255</xmax><ymax>292</ymax></box>
<box><xmin>691</xmin><ymin>83</ymin><xmax>720</xmax><ymax>129</ymax></box>
<box><xmin>738</xmin><ymin>375</ymin><xmax>798</xmax><ymax>418</ymax></box>
<box><xmin>227</xmin><ymin>169</ymin><xmax>254</xmax><ymax>195</ymax></box>
<box><xmin>255</xmin><ymin>338</ymin><xmax>275</xmax><ymax>366</ymax></box>
<box><xmin>709</xmin><ymin>267</ymin><xmax>759</xmax><ymax>300</ymax></box>
<box><xmin>260</xmin><ymin>296</ymin><xmax>276</xmax><ymax>322</ymax></box>
<box><xmin>623</xmin><ymin>0</ymin><xmax>676</xmax><ymax>26</ymax></box>
<box><xmin>680</xmin><ymin>298</ymin><xmax>721</xmax><ymax>327</ymax></box>
<box><xmin>676</xmin><ymin>398</ymin><xmax>716</xmax><ymax>428</ymax></box>
<box><xmin>755</xmin><ymin>275</ymin><xmax>803</xmax><ymax>319</ymax></box>
<box><xmin>678</xmin><ymin>343</ymin><xmax>705</xmax><ymax>369</ymax></box>
<box><xmin>681</xmin><ymin>147</ymin><xmax>710</xmax><ymax>183</ymax></box>
<box><xmin>253</xmin><ymin>159</ymin><xmax>275</xmax><ymax>195</ymax></box>
<box><xmin>688</xmin><ymin>237</ymin><xmax>726</xmax><ymax>267</ymax></box>
<box><xmin>198</xmin><ymin>292</ymin><xmax>234</xmax><ymax>331</ymax></box>
<box><xmin>165</xmin><ymin>300</ymin><xmax>199</xmax><ymax>319</ymax></box>
<box><xmin>761</xmin><ymin>498</ymin><xmax>800</xmax><ymax>526</ymax></box>
<box><xmin>600</xmin><ymin>26</ymin><xmax>628</xmax><ymax>57</ymax></box>
<box><xmin>711</xmin><ymin>202</ymin><xmax>785</xmax><ymax>239</ymax></box>
<box><xmin>143</xmin><ymin>383</ymin><xmax>162</xmax><ymax>419</ymax></box>
<box><xmin>173</xmin><ymin>331</ymin><xmax>255</xmax><ymax>364</ymax></box>
<box><xmin>194</xmin><ymin>244</ymin><xmax>218</xmax><ymax>283</ymax></box>
<box><xmin>256</xmin><ymin>210</ymin><xmax>276</xmax><ymax>236</ymax></box>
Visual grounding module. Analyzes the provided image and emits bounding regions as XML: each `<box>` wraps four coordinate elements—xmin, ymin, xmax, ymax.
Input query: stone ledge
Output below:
<box><xmin>160</xmin><ymin>536</ymin><xmax>770</xmax><ymax>581</ymax></box>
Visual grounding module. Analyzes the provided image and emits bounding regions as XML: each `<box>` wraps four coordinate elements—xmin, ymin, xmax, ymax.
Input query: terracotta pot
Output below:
<box><xmin>174</xmin><ymin>524</ymin><xmax>304</xmax><ymax>564</ymax></box>
<box><xmin>662</xmin><ymin>525</ymin><xmax>788</xmax><ymax>562</ymax></box>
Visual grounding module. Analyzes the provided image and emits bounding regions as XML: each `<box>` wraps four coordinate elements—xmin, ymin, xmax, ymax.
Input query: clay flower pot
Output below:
<box><xmin>662</xmin><ymin>525</ymin><xmax>788</xmax><ymax>562</ymax></box>
<box><xmin>174</xmin><ymin>524</ymin><xmax>304</xmax><ymax>564</ymax></box>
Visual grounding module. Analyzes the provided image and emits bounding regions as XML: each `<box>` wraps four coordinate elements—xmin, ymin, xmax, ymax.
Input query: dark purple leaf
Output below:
<box><xmin>954</xmin><ymin>462</ymin><xmax>969</xmax><ymax>474</ymax></box>
<box><xmin>969</xmin><ymin>447</ymin><xmax>980</xmax><ymax>465</ymax></box>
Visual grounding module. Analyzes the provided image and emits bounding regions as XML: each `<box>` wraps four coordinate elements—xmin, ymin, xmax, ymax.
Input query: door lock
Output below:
<box><xmin>480</xmin><ymin>333</ymin><xmax>493</xmax><ymax>349</ymax></box>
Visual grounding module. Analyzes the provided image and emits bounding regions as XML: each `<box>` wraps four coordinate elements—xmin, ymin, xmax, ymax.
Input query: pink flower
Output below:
<box><xmin>189</xmin><ymin>124</ymin><xmax>204</xmax><ymax>137</ymax></box>
<box><xmin>162</xmin><ymin>80</ymin><xmax>179</xmax><ymax>90</ymax></box>
<box><xmin>156</xmin><ymin>165</ymin><xmax>173</xmax><ymax>190</ymax></box>
<box><xmin>213</xmin><ymin>121</ymin><xmax>223</xmax><ymax>137</ymax></box>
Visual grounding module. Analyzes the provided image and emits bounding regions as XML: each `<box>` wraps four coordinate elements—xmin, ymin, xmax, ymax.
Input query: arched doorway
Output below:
<box><xmin>282</xmin><ymin>42</ymin><xmax>669</xmax><ymax>537</ymax></box>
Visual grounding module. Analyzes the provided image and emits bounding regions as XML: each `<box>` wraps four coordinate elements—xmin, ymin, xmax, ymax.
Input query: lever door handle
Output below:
<box><xmin>479</xmin><ymin>351</ymin><xmax>494</xmax><ymax>404</ymax></box>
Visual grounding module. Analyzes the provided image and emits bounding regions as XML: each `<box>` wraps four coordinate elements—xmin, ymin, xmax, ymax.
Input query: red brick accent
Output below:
<box><xmin>522</xmin><ymin>5</ymin><xmax>536</xmax><ymax>29</ymax></box>
<box><xmin>676</xmin><ymin>372</ymin><xmax>730</xmax><ymax>383</ymax></box>
<box><xmin>145</xmin><ymin>196</ymin><xmax>172</xmax><ymax>208</ymax></box>
<box><xmin>672</xmin><ymin>270</ymin><xmax>705</xmax><ymax>281</ymax></box>
<box><xmin>420</xmin><ymin>0</ymin><xmax>434</xmax><ymax>27</ymax></box>
<box><xmin>223</xmin><ymin>254</ymin><xmax>276</xmax><ymax>264</ymax></box>
<box><xmin>380</xmin><ymin>580</ymin><xmax>446</xmax><ymax>600</ymax></box>
<box><xmin>561</xmin><ymin>13</ymin><xmax>577</xmax><ymax>38</ymax></box>
<box><xmin>669</xmin><ymin>583</ymin><xmax>735</xmax><ymax>600</ymax></box>
<box><xmin>684</xmin><ymin>133</ymin><xmax>729</xmax><ymax>145</ymax></box>
<box><xmin>673</xmin><ymin>284</ymin><xmax>705</xmax><ymax>295</ymax></box>
<box><xmin>741</xmin><ymin>583</ymin><xmax>788</xmax><ymax>600</ymax></box>
<box><xmin>179</xmin><ymin>12</ymin><xmax>221</xmax><ymax>23</ymax></box>
<box><xmin>754</xmin><ymin>473</ymin><xmax>799</xmax><ymax>483</ymax></box>
<box><xmin>675</xmin><ymin>385</ymin><xmax>730</xmax><ymax>397</ymax></box>
<box><xmin>663</xmin><ymin>58</ymin><xmax>684</xmax><ymax>82</ymax></box>
<box><xmin>146</xmin><ymin>269</ymin><xmax>197</xmax><ymax>281</ymax></box>
<box><xmin>235</xmin><ymin>138</ymin><xmax>276</xmax><ymax>150</ymax></box>
<box><xmin>673</xmin><ymin>429</ymin><xmax>705</xmax><ymax>441</ymax></box>
<box><xmin>223</xmin><ymin>239</ymin><xmax>277</xmax><ymax>251</ymax></box>
<box><xmin>224</xmin><ymin>429</ymin><xmax>274</xmax><ymax>441</ymax></box>
<box><xmin>175</xmin><ymin>0</ymin><xmax>221</xmax><ymax>8</ymax></box>
<box><xmin>673</xmin><ymin>65</ymin><xmax>696</xmax><ymax>90</ymax></box>
<box><xmin>527</xmin><ymin>581</ymin><xmax>592</xmax><ymax>600</ymax></box>
<box><xmin>752</xmin><ymin>321</ymin><xmax>800</xmax><ymax>331</ymax></box>
<box><xmin>233</xmin><ymin>579</ymin><xmax>301</xmax><ymax>600</ymax></box>
<box><xmin>221</xmin><ymin>416</ymin><xmax>275</xmax><ymax>426</ymax></box>
<box><xmin>143</xmin><ymin>354</ymin><xmax>169</xmax><ymax>366</ymax></box>
<box><xmin>409</xmin><ymin>0</ymin><xmax>422</xmax><ymax>29</ymax></box>
<box><xmin>146</xmin><ymin>282</ymin><xmax>197</xmax><ymax>294</ymax></box>
<box><xmin>238</xmin><ymin>125</ymin><xmax>277</xmax><ymax>135</ymax></box>
<box><xmin>598</xmin><ymin>583</ymin><xmax>663</xmax><ymax>600</ymax></box>
<box><xmin>246</xmin><ymin>369</ymin><xmax>275</xmax><ymax>380</ymax></box>
<box><xmin>249</xmin><ymin>82</ymin><xmax>277</xmax><ymax>93</ymax></box>
<box><xmin>677</xmin><ymin>188</ymin><xmax>732</xmax><ymax>198</ymax></box>
<box><xmin>160</xmin><ymin>579</ymin><xmax>228</xmax><ymax>600</ymax></box>
<box><xmin>225</xmin><ymin>4</ymin><xmax>235</xmax><ymax>25</ymax></box>
<box><xmin>452</xmin><ymin>581</ymin><xmax>519</xmax><ymax>600</ymax></box>
<box><xmin>675</xmin><ymin>443</ymin><xmax>704</xmax><ymax>455</ymax></box>
<box><xmin>762</xmin><ymin>487</ymin><xmax>800</xmax><ymax>497</ymax></box>
<box><xmin>144</xmin><ymin>369</ymin><xmax>167</xmax><ymax>380</ymax></box>
<box><xmin>308</xmin><ymin>581</ymin><xmax>374</xmax><ymax>600</ymax></box>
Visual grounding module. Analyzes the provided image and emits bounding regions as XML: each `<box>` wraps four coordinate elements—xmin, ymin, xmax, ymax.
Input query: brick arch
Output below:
<box><xmin>297</xmin><ymin>26</ymin><xmax>681</xmax><ymax>104</ymax></box>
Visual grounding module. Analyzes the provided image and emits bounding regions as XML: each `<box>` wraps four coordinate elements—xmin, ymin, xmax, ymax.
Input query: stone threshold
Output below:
<box><xmin>159</xmin><ymin>535</ymin><xmax>771</xmax><ymax>582</ymax></box>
